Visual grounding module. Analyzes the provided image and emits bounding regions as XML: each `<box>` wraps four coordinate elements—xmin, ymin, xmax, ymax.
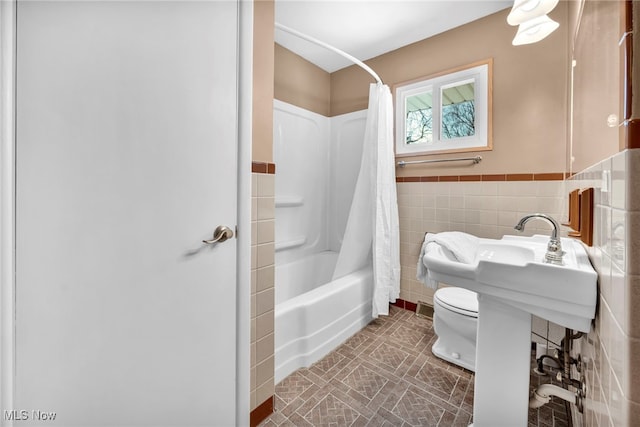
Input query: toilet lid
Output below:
<box><xmin>434</xmin><ymin>287</ymin><xmax>479</xmax><ymax>317</ymax></box>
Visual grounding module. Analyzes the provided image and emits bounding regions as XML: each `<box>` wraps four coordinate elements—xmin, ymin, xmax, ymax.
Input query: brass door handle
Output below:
<box><xmin>202</xmin><ymin>225</ymin><xmax>234</xmax><ymax>244</ymax></box>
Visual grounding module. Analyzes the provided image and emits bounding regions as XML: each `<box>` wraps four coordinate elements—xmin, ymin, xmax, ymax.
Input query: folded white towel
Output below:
<box><xmin>416</xmin><ymin>241</ymin><xmax>443</xmax><ymax>289</ymax></box>
<box><xmin>426</xmin><ymin>231</ymin><xmax>479</xmax><ymax>264</ymax></box>
<box><xmin>416</xmin><ymin>231</ymin><xmax>480</xmax><ymax>289</ymax></box>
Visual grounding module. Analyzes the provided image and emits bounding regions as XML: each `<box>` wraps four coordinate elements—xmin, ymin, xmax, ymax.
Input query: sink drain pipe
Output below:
<box><xmin>530</xmin><ymin>328</ymin><xmax>584</xmax><ymax>411</ymax></box>
<box><xmin>529</xmin><ymin>383</ymin><xmax>577</xmax><ymax>408</ymax></box>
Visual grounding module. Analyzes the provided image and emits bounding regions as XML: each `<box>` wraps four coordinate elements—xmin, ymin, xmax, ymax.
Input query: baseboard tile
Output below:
<box><xmin>250</xmin><ymin>396</ymin><xmax>273</xmax><ymax>427</ymax></box>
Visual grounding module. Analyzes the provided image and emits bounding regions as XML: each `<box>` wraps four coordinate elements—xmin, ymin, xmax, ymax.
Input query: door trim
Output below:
<box><xmin>236</xmin><ymin>0</ymin><xmax>253</xmax><ymax>425</ymax></box>
<box><xmin>0</xmin><ymin>0</ymin><xmax>16</xmax><ymax>423</ymax></box>
<box><xmin>0</xmin><ymin>0</ymin><xmax>252</xmax><ymax>423</ymax></box>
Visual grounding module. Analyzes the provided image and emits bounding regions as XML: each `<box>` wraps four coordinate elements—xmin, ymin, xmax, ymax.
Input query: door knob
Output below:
<box><xmin>202</xmin><ymin>225</ymin><xmax>234</xmax><ymax>244</ymax></box>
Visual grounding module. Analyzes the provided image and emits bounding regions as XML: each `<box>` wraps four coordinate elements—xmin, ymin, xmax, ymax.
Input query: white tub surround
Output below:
<box><xmin>273</xmin><ymin>101</ymin><xmax>376</xmax><ymax>382</ymax></box>
<box><xmin>273</xmin><ymin>99</ymin><xmax>367</xmax><ymax>265</ymax></box>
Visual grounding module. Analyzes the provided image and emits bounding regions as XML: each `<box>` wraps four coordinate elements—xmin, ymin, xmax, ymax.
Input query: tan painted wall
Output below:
<box><xmin>634</xmin><ymin>2</ymin><xmax>640</xmax><ymax>122</ymax></box>
<box><xmin>570</xmin><ymin>0</ymin><xmax>623</xmax><ymax>173</ymax></box>
<box><xmin>252</xmin><ymin>0</ymin><xmax>274</xmax><ymax>163</ymax></box>
<box><xmin>274</xmin><ymin>44</ymin><xmax>331</xmax><ymax>116</ymax></box>
<box><xmin>330</xmin><ymin>6</ymin><xmax>570</xmax><ymax>177</ymax></box>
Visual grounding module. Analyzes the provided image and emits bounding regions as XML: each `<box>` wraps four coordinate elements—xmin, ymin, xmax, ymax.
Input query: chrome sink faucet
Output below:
<box><xmin>514</xmin><ymin>213</ymin><xmax>564</xmax><ymax>265</ymax></box>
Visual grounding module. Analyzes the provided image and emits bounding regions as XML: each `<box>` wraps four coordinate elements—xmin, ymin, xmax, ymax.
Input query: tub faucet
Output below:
<box><xmin>514</xmin><ymin>213</ymin><xmax>564</xmax><ymax>265</ymax></box>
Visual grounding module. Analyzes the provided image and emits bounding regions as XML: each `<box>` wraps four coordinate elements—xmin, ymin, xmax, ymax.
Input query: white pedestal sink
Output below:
<box><xmin>423</xmin><ymin>234</ymin><xmax>597</xmax><ymax>427</ymax></box>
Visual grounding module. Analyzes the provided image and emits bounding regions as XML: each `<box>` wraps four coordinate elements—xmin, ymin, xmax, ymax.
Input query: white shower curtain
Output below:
<box><xmin>332</xmin><ymin>83</ymin><xmax>400</xmax><ymax>318</ymax></box>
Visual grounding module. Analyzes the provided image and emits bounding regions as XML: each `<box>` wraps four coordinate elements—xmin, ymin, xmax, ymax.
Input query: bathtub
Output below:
<box><xmin>274</xmin><ymin>251</ymin><xmax>373</xmax><ymax>384</ymax></box>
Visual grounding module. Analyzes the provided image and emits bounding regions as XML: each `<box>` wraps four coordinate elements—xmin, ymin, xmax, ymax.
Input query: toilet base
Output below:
<box><xmin>431</xmin><ymin>336</ymin><xmax>476</xmax><ymax>372</ymax></box>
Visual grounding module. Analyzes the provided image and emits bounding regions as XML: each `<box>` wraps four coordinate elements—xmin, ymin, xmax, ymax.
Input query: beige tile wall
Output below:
<box><xmin>568</xmin><ymin>149</ymin><xmax>640</xmax><ymax>427</ymax></box>
<box><xmin>250</xmin><ymin>172</ymin><xmax>275</xmax><ymax>411</ymax></box>
<box><xmin>251</xmin><ymin>155</ymin><xmax>639</xmax><ymax>422</ymax></box>
<box><xmin>397</xmin><ymin>162</ymin><xmax>640</xmax><ymax>426</ymax></box>
<box><xmin>397</xmin><ymin>179</ymin><xmax>566</xmax><ymax>306</ymax></box>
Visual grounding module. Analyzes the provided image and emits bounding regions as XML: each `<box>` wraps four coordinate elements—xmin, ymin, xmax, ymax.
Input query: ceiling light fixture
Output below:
<box><xmin>507</xmin><ymin>0</ymin><xmax>559</xmax><ymax>25</ymax></box>
<box><xmin>511</xmin><ymin>14</ymin><xmax>560</xmax><ymax>46</ymax></box>
<box><xmin>507</xmin><ymin>0</ymin><xmax>560</xmax><ymax>45</ymax></box>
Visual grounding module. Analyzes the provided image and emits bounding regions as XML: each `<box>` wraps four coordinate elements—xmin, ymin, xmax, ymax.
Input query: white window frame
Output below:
<box><xmin>394</xmin><ymin>59</ymin><xmax>492</xmax><ymax>156</ymax></box>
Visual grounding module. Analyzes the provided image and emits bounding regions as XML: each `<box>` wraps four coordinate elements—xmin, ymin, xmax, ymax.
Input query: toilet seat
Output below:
<box><xmin>434</xmin><ymin>287</ymin><xmax>478</xmax><ymax>318</ymax></box>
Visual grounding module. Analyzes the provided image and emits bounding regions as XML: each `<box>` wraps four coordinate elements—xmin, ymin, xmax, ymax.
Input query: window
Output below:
<box><xmin>394</xmin><ymin>60</ymin><xmax>492</xmax><ymax>156</ymax></box>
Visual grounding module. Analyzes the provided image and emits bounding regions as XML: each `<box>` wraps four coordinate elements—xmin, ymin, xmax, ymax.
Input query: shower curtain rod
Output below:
<box><xmin>275</xmin><ymin>23</ymin><xmax>383</xmax><ymax>85</ymax></box>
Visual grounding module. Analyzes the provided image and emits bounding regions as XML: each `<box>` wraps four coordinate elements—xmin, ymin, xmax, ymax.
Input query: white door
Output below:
<box><xmin>15</xmin><ymin>1</ymin><xmax>238</xmax><ymax>426</ymax></box>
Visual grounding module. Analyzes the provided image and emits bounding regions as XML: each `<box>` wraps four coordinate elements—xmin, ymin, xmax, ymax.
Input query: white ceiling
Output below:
<box><xmin>275</xmin><ymin>0</ymin><xmax>513</xmax><ymax>73</ymax></box>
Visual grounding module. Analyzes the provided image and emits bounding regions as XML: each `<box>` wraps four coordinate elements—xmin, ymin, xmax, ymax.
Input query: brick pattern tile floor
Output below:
<box><xmin>260</xmin><ymin>305</ymin><xmax>570</xmax><ymax>427</ymax></box>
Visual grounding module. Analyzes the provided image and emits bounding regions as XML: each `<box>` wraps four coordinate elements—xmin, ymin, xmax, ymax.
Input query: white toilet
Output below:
<box><xmin>432</xmin><ymin>286</ymin><xmax>479</xmax><ymax>372</ymax></box>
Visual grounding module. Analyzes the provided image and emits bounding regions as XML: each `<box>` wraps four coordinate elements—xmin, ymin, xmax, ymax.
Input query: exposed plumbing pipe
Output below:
<box><xmin>563</xmin><ymin>328</ymin><xmax>577</xmax><ymax>382</ymax></box>
<box><xmin>537</xmin><ymin>354</ymin><xmax>562</xmax><ymax>370</ymax></box>
<box><xmin>529</xmin><ymin>384</ymin><xmax>577</xmax><ymax>409</ymax></box>
<box><xmin>531</xmin><ymin>328</ymin><xmax>585</xmax><ymax>414</ymax></box>
<box><xmin>534</xmin><ymin>354</ymin><xmax>562</xmax><ymax>375</ymax></box>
